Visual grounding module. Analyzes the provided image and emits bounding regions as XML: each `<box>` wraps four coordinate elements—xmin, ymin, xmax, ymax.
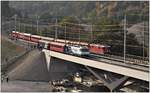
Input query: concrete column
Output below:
<box><xmin>42</xmin><ymin>49</ymin><xmax>51</xmax><ymax>71</ymax></box>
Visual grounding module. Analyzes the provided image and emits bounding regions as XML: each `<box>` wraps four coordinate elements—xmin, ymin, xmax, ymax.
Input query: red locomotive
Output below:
<box><xmin>89</xmin><ymin>44</ymin><xmax>110</xmax><ymax>54</ymax></box>
<box><xmin>49</xmin><ymin>42</ymin><xmax>65</xmax><ymax>53</ymax></box>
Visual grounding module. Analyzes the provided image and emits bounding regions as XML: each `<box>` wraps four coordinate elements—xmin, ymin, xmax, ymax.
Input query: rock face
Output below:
<box><xmin>127</xmin><ymin>22</ymin><xmax>149</xmax><ymax>47</ymax></box>
<box><xmin>9</xmin><ymin>1</ymin><xmax>148</xmax><ymax>20</ymax></box>
<box><xmin>8</xmin><ymin>49</ymin><xmax>81</xmax><ymax>81</ymax></box>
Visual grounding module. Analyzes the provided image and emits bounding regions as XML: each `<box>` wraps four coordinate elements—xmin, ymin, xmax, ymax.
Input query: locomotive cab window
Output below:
<box><xmin>80</xmin><ymin>48</ymin><xmax>89</xmax><ymax>52</ymax></box>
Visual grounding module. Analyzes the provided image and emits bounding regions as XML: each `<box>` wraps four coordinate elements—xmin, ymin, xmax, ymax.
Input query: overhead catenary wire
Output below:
<box><xmin>7</xmin><ymin>17</ymin><xmax>149</xmax><ymax>30</ymax></box>
<box><xmin>8</xmin><ymin>14</ymin><xmax>148</xmax><ymax>59</ymax></box>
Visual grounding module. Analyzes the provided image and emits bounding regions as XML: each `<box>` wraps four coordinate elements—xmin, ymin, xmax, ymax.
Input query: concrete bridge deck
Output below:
<box><xmin>43</xmin><ymin>49</ymin><xmax>149</xmax><ymax>82</ymax></box>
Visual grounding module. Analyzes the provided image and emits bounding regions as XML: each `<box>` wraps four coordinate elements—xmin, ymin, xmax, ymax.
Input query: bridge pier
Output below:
<box><xmin>43</xmin><ymin>49</ymin><xmax>83</xmax><ymax>81</ymax></box>
<box><xmin>108</xmin><ymin>76</ymin><xmax>129</xmax><ymax>92</ymax></box>
<box><xmin>85</xmin><ymin>66</ymin><xmax>129</xmax><ymax>92</ymax></box>
<box><xmin>43</xmin><ymin>49</ymin><xmax>51</xmax><ymax>71</ymax></box>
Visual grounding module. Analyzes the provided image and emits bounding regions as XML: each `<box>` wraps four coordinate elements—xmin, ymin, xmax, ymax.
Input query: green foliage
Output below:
<box><xmin>59</xmin><ymin>16</ymin><xmax>79</xmax><ymax>26</ymax></box>
<box><xmin>94</xmin><ymin>17</ymin><xmax>120</xmax><ymax>31</ymax></box>
<box><xmin>92</xmin><ymin>16</ymin><xmax>122</xmax><ymax>43</ymax></box>
<box><xmin>16</xmin><ymin>25</ymin><xmax>37</xmax><ymax>35</ymax></box>
<box><xmin>41</xmin><ymin>27</ymin><xmax>53</xmax><ymax>37</ymax></box>
<box><xmin>86</xmin><ymin>10</ymin><xmax>97</xmax><ymax>24</ymax></box>
<box><xmin>9</xmin><ymin>1</ymin><xmax>149</xmax><ymax>24</ymax></box>
<box><xmin>39</xmin><ymin>12</ymin><xmax>52</xmax><ymax>20</ymax></box>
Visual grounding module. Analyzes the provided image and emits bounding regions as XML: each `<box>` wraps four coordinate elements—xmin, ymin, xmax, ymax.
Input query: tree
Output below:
<box><xmin>86</xmin><ymin>10</ymin><xmax>97</xmax><ymax>24</ymax></box>
<box><xmin>92</xmin><ymin>16</ymin><xmax>122</xmax><ymax>43</ymax></box>
<box><xmin>41</xmin><ymin>27</ymin><xmax>53</xmax><ymax>37</ymax></box>
<box><xmin>59</xmin><ymin>16</ymin><xmax>81</xmax><ymax>41</ymax></box>
<box><xmin>59</xmin><ymin>16</ymin><xmax>79</xmax><ymax>26</ymax></box>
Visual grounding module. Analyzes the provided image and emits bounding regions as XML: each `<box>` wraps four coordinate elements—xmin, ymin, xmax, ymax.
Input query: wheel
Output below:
<box><xmin>69</xmin><ymin>50</ymin><xmax>74</xmax><ymax>55</ymax></box>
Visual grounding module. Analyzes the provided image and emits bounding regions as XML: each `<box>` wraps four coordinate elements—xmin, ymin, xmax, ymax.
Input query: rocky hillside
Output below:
<box><xmin>127</xmin><ymin>22</ymin><xmax>149</xmax><ymax>47</ymax></box>
<box><xmin>9</xmin><ymin>1</ymin><xmax>148</xmax><ymax>22</ymax></box>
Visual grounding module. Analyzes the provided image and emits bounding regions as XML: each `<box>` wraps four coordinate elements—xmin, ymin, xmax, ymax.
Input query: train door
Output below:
<box><xmin>44</xmin><ymin>42</ymin><xmax>49</xmax><ymax>49</ymax></box>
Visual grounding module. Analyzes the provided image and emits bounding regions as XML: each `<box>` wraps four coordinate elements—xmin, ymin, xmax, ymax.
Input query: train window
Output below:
<box><xmin>80</xmin><ymin>48</ymin><xmax>89</xmax><ymax>52</ymax></box>
<box><xmin>50</xmin><ymin>44</ymin><xmax>63</xmax><ymax>48</ymax></box>
<box><xmin>57</xmin><ymin>45</ymin><xmax>60</xmax><ymax>48</ymax></box>
<box><xmin>50</xmin><ymin>44</ymin><xmax>54</xmax><ymax>47</ymax></box>
<box><xmin>104</xmin><ymin>47</ymin><xmax>108</xmax><ymax>51</ymax></box>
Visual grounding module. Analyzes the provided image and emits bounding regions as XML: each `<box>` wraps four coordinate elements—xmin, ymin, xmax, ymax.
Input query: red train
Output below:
<box><xmin>89</xmin><ymin>44</ymin><xmax>110</xmax><ymax>54</ymax></box>
<box><xmin>10</xmin><ymin>31</ymin><xmax>110</xmax><ymax>55</ymax></box>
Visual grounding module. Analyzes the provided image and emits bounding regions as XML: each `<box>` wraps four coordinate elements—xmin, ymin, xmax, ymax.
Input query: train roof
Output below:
<box><xmin>41</xmin><ymin>36</ymin><xmax>54</xmax><ymax>41</ymax></box>
<box><xmin>12</xmin><ymin>31</ymin><xmax>19</xmax><ymax>33</ymax></box>
<box><xmin>67</xmin><ymin>41</ymin><xmax>88</xmax><ymax>45</ymax></box>
<box><xmin>23</xmin><ymin>33</ymin><xmax>31</xmax><ymax>36</ymax></box>
<box><xmin>56</xmin><ymin>39</ymin><xmax>68</xmax><ymax>42</ymax></box>
<box><xmin>18</xmin><ymin>32</ymin><xmax>24</xmax><ymax>35</ymax></box>
<box><xmin>69</xmin><ymin>45</ymin><xmax>88</xmax><ymax>49</ymax></box>
<box><xmin>31</xmin><ymin>35</ymin><xmax>41</xmax><ymax>38</ymax></box>
<box><xmin>17</xmin><ymin>32</ymin><xmax>31</xmax><ymax>36</ymax></box>
<box><xmin>90</xmin><ymin>44</ymin><xmax>110</xmax><ymax>47</ymax></box>
<box><xmin>50</xmin><ymin>41</ymin><xmax>65</xmax><ymax>46</ymax></box>
<box><xmin>78</xmin><ymin>42</ymin><xmax>88</xmax><ymax>45</ymax></box>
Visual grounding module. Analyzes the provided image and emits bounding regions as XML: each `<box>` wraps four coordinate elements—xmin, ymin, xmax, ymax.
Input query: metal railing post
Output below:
<box><xmin>123</xmin><ymin>14</ymin><xmax>127</xmax><ymax>63</ymax></box>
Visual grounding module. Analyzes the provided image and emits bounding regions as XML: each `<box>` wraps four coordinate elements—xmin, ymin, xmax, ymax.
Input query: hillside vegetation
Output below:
<box><xmin>2</xmin><ymin>1</ymin><xmax>149</xmax><ymax>57</ymax></box>
<box><xmin>9</xmin><ymin>1</ymin><xmax>148</xmax><ymax>23</ymax></box>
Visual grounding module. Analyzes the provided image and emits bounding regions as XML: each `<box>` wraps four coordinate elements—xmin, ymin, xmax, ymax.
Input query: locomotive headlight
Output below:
<box><xmin>78</xmin><ymin>51</ymin><xmax>81</xmax><ymax>54</ymax></box>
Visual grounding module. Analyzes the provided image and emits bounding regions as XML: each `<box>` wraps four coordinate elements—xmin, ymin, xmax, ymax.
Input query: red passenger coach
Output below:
<box><xmin>41</xmin><ymin>36</ymin><xmax>54</xmax><ymax>42</ymax></box>
<box><xmin>48</xmin><ymin>42</ymin><xmax>65</xmax><ymax>53</ymax></box>
<box><xmin>89</xmin><ymin>44</ymin><xmax>110</xmax><ymax>54</ymax></box>
<box><xmin>23</xmin><ymin>33</ymin><xmax>31</xmax><ymax>41</ymax></box>
<box><xmin>30</xmin><ymin>35</ymin><xmax>41</xmax><ymax>43</ymax></box>
<box><xmin>18</xmin><ymin>32</ymin><xmax>25</xmax><ymax>39</ymax></box>
<box><xmin>11</xmin><ymin>31</ymin><xmax>19</xmax><ymax>39</ymax></box>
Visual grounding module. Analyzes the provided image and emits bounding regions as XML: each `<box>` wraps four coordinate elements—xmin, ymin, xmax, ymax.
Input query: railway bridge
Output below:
<box><xmin>43</xmin><ymin>49</ymin><xmax>149</xmax><ymax>91</ymax></box>
<box><xmin>3</xmin><ymin>16</ymin><xmax>149</xmax><ymax>92</ymax></box>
